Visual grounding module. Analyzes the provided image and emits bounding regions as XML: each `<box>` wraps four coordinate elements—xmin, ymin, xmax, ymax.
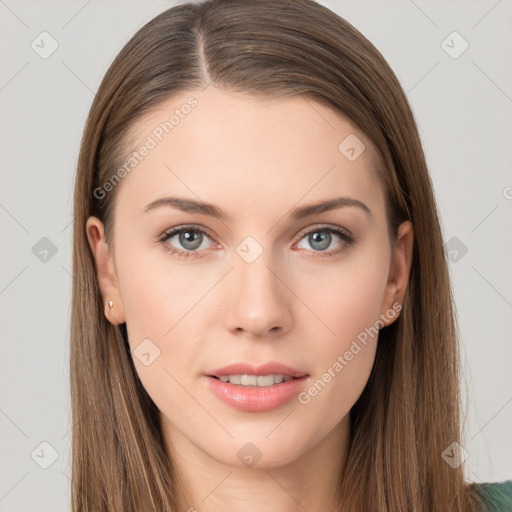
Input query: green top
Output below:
<box><xmin>472</xmin><ymin>480</ymin><xmax>512</xmax><ymax>512</ymax></box>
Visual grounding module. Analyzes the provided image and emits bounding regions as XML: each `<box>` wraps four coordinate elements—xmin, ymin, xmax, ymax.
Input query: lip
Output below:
<box><xmin>206</xmin><ymin>362</ymin><xmax>308</xmax><ymax>379</ymax></box>
<box><xmin>204</xmin><ymin>362</ymin><xmax>310</xmax><ymax>412</ymax></box>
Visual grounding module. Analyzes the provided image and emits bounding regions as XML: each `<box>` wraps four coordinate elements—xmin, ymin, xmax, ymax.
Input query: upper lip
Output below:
<box><xmin>206</xmin><ymin>362</ymin><xmax>309</xmax><ymax>378</ymax></box>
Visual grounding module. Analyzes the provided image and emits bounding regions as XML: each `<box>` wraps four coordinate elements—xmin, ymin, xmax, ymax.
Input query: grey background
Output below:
<box><xmin>1</xmin><ymin>0</ymin><xmax>511</xmax><ymax>510</ymax></box>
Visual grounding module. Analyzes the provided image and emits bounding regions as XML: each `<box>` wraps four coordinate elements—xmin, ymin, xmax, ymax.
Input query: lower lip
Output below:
<box><xmin>205</xmin><ymin>375</ymin><xmax>309</xmax><ymax>412</ymax></box>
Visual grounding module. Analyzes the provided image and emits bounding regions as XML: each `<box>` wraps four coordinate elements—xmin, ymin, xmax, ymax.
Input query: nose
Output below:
<box><xmin>223</xmin><ymin>252</ymin><xmax>293</xmax><ymax>338</ymax></box>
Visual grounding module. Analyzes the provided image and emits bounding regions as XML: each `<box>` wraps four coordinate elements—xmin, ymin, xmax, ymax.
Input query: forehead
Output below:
<box><xmin>114</xmin><ymin>87</ymin><xmax>385</xmax><ymax>224</ymax></box>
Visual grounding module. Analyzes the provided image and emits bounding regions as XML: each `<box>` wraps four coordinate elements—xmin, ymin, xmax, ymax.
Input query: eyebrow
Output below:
<box><xmin>142</xmin><ymin>195</ymin><xmax>371</xmax><ymax>221</ymax></box>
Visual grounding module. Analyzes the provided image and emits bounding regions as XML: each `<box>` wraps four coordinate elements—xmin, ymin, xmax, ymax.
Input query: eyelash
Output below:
<box><xmin>156</xmin><ymin>224</ymin><xmax>355</xmax><ymax>260</ymax></box>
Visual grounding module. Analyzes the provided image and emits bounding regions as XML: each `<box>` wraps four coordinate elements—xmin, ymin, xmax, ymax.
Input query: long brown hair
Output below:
<box><xmin>70</xmin><ymin>0</ymin><xmax>485</xmax><ymax>510</ymax></box>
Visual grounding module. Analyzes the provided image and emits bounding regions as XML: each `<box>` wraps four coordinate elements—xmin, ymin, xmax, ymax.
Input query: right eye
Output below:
<box><xmin>157</xmin><ymin>225</ymin><xmax>218</xmax><ymax>259</ymax></box>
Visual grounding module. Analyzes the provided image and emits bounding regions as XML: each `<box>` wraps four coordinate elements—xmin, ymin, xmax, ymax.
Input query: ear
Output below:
<box><xmin>86</xmin><ymin>216</ymin><xmax>126</xmax><ymax>325</ymax></box>
<box><xmin>379</xmin><ymin>220</ymin><xmax>414</xmax><ymax>327</ymax></box>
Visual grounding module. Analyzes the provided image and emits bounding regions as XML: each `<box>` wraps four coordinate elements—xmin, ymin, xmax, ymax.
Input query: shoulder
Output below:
<box><xmin>470</xmin><ymin>479</ymin><xmax>512</xmax><ymax>512</ymax></box>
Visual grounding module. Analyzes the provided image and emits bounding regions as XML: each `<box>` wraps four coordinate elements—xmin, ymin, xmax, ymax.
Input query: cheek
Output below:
<box><xmin>113</xmin><ymin>245</ymin><xmax>207</xmax><ymax>416</ymax></box>
<box><xmin>293</xmin><ymin>236</ymin><xmax>390</xmax><ymax>345</ymax></box>
<box><xmin>114</xmin><ymin>232</ymin><xmax>213</xmax><ymax>345</ymax></box>
<box><xmin>295</xmin><ymin>274</ymin><xmax>383</xmax><ymax>430</ymax></box>
<box><xmin>292</xmin><ymin>240</ymin><xmax>389</xmax><ymax>410</ymax></box>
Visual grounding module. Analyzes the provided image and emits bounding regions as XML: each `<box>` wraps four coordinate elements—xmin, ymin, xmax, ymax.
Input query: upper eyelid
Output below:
<box><xmin>161</xmin><ymin>224</ymin><xmax>216</xmax><ymax>241</ymax></box>
<box><xmin>295</xmin><ymin>223</ymin><xmax>352</xmax><ymax>239</ymax></box>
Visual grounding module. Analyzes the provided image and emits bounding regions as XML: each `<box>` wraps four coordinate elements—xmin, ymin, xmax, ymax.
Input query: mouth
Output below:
<box><xmin>204</xmin><ymin>374</ymin><xmax>309</xmax><ymax>412</ymax></box>
<box><xmin>203</xmin><ymin>362</ymin><xmax>310</xmax><ymax>412</ymax></box>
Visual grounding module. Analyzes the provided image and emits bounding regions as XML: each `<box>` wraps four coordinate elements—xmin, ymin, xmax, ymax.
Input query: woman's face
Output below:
<box><xmin>87</xmin><ymin>86</ymin><xmax>412</xmax><ymax>470</ymax></box>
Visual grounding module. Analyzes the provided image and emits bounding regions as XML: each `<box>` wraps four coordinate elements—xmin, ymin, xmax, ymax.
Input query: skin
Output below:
<box><xmin>86</xmin><ymin>86</ymin><xmax>413</xmax><ymax>511</ymax></box>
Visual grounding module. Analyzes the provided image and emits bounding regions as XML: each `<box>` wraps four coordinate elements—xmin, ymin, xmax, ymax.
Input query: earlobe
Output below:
<box><xmin>380</xmin><ymin>220</ymin><xmax>414</xmax><ymax>328</ymax></box>
<box><xmin>104</xmin><ymin>297</ymin><xmax>125</xmax><ymax>326</ymax></box>
<box><xmin>85</xmin><ymin>216</ymin><xmax>126</xmax><ymax>325</ymax></box>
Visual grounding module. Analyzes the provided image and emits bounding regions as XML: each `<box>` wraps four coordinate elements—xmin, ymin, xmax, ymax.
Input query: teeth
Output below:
<box><xmin>217</xmin><ymin>374</ymin><xmax>294</xmax><ymax>386</ymax></box>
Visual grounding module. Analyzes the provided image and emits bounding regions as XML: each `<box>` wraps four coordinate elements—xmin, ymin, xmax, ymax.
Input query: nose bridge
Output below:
<box><xmin>226</xmin><ymin>235</ymin><xmax>291</xmax><ymax>335</ymax></box>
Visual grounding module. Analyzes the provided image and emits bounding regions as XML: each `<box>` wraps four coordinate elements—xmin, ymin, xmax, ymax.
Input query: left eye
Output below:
<box><xmin>294</xmin><ymin>226</ymin><xmax>354</xmax><ymax>257</ymax></box>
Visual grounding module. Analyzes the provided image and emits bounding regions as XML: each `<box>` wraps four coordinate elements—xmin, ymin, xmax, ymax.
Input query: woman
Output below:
<box><xmin>70</xmin><ymin>0</ymin><xmax>512</xmax><ymax>510</ymax></box>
